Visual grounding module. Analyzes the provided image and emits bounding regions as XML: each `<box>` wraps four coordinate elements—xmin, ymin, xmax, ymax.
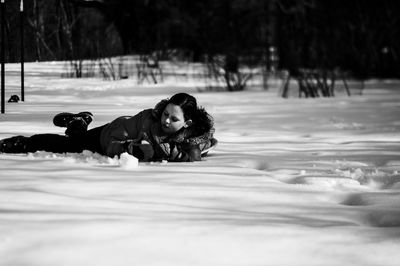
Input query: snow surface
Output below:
<box><xmin>1</xmin><ymin>61</ymin><xmax>400</xmax><ymax>266</ymax></box>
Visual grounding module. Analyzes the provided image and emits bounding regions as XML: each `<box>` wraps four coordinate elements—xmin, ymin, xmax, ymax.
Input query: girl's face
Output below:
<box><xmin>161</xmin><ymin>103</ymin><xmax>191</xmax><ymax>134</ymax></box>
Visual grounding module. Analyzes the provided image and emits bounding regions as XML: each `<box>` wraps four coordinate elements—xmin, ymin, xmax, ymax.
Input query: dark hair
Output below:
<box><xmin>167</xmin><ymin>93</ymin><xmax>213</xmax><ymax>134</ymax></box>
<box><xmin>167</xmin><ymin>93</ymin><xmax>198</xmax><ymax>121</ymax></box>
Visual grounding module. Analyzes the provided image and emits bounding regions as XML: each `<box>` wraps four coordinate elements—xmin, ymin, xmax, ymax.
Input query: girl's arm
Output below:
<box><xmin>166</xmin><ymin>143</ymin><xmax>201</xmax><ymax>162</ymax></box>
<box><xmin>105</xmin><ymin>139</ymin><xmax>133</xmax><ymax>157</ymax></box>
<box><xmin>125</xmin><ymin>141</ymin><xmax>154</xmax><ymax>161</ymax></box>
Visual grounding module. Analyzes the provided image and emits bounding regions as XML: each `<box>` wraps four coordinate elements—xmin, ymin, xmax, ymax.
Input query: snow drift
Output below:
<box><xmin>0</xmin><ymin>61</ymin><xmax>400</xmax><ymax>266</ymax></box>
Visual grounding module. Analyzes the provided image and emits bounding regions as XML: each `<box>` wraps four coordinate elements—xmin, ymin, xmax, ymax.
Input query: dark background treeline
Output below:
<box><xmin>2</xmin><ymin>0</ymin><xmax>399</xmax><ymax>78</ymax></box>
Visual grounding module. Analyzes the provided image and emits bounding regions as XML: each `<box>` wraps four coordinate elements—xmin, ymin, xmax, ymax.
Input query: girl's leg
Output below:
<box><xmin>70</xmin><ymin>125</ymin><xmax>105</xmax><ymax>154</ymax></box>
<box><xmin>0</xmin><ymin>134</ymin><xmax>76</xmax><ymax>154</ymax></box>
<box><xmin>28</xmin><ymin>125</ymin><xmax>106</xmax><ymax>154</ymax></box>
<box><xmin>0</xmin><ymin>125</ymin><xmax>106</xmax><ymax>155</ymax></box>
<box><xmin>26</xmin><ymin>134</ymin><xmax>82</xmax><ymax>153</ymax></box>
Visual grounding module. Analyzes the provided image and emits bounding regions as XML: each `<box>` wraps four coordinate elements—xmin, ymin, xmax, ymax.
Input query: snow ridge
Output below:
<box><xmin>26</xmin><ymin>150</ymin><xmax>138</xmax><ymax>168</ymax></box>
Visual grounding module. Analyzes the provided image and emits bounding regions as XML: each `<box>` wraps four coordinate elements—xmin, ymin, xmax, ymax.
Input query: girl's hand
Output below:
<box><xmin>126</xmin><ymin>142</ymin><xmax>154</xmax><ymax>161</ymax></box>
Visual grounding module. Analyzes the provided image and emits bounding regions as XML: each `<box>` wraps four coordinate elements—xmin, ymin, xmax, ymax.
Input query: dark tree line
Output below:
<box><xmin>278</xmin><ymin>0</ymin><xmax>400</xmax><ymax>78</ymax></box>
<box><xmin>2</xmin><ymin>0</ymin><xmax>122</xmax><ymax>62</ymax></box>
<box><xmin>1</xmin><ymin>0</ymin><xmax>399</xmax><ymax>78</ymax></box>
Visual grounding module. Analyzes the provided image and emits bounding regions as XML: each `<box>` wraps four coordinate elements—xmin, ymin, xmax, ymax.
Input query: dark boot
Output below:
<box><xmin>65</xmin><ymin>118</ymin><xmax>90</xmax><ymax>137</ymax></box>
<box><xmin>53</xmin><ymin>111</ymin><xmax>93</xmax><ymax>128</ymax></box>
<box><xmin>53</xmin><ymin>112</ymin><xmax>93</xmax><ymax>137</ymax></box>
<box><xmin>0</xmin><ymin>135</ymin><xmax>29</xmax><ymax>153</ymax></box>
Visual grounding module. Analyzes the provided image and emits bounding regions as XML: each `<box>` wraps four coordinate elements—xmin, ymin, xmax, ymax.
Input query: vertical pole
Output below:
<box><xmin>1</xmin><ymin>0</ymin><xmax>5</xmax><ymax>114</ymax></box>
<box><xmin>267</xmin><ymin>0</ymin><xmax>279</xmax><ymax>73</ymax></box>
<box><xmin>20</xmin><ymin>0</ymin><xmax>24</xmax><ymax>101</ymax></box>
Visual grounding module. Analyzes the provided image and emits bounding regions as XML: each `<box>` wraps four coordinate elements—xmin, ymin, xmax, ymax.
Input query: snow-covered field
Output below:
<box><xmin>1</xmin><ymin>61</ymin><xmax>400</xmax><ymax>266</ymax></box>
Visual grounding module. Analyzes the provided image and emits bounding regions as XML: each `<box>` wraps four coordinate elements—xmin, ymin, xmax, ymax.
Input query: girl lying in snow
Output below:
<box><xmin>0</xmin><ymin>93</ymin><xmax>217</xmax><ymax>162</ymax></box>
